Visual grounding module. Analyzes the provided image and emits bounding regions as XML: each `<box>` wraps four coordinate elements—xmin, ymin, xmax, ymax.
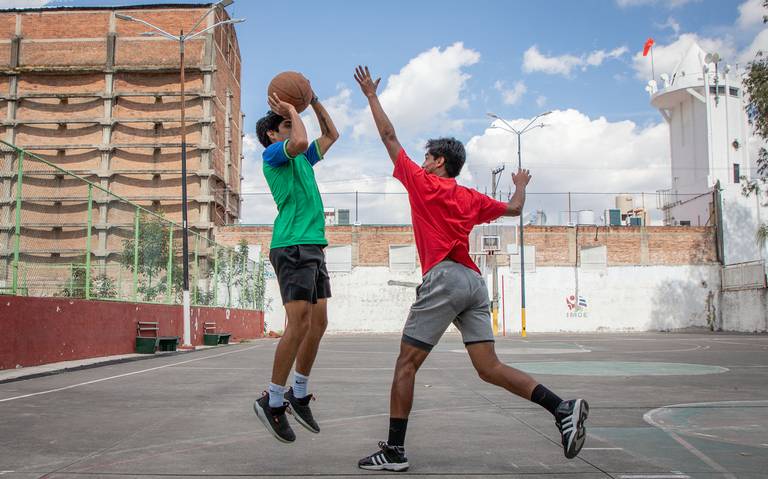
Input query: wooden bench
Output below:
<box><xmin>135</xmin><ymin>321</ymin><xmax>179</xmax><ymax>354</ymax></box>
<box><xmin>203</xmin><ymin>322</ymin><xmax>231</xmax><ymax>346</ymax></box>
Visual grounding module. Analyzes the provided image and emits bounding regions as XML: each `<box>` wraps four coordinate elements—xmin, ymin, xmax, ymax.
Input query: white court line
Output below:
<box><xmin>619</xmin><ymin>475</ymin><xmax>690</xmax><ymax>479</ymax></box>
<box><xmin>0</xmin><ymin>344</ymin><xmax>264</xmax><ymax>403</ymax></box>
<box><xmin>644</xmin><ymin>402</ymin><xmax>740</xmax><ymax>479</ymax></box>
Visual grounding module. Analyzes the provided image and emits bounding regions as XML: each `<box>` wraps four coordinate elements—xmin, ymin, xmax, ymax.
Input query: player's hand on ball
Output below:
<box><xmin>513</xmin><ymin>168</ymin><xmax>531</xmax><ymax>187</ymax></box>
<box><xmin>354</xmin><ymin>66</ymin><xmax>381</xmax><ymax>98</ymax></box>
<box><xmin>268</xmin><ymin>92</ymin><xmax>296</xmax><ymax>117</ymax></box>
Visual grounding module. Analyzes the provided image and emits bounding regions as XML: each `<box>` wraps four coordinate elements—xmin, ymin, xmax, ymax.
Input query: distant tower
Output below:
<box><xmin>650</xmin><ymin>42</ymin><xmax>766</xmax><ymax>265</ymax></box>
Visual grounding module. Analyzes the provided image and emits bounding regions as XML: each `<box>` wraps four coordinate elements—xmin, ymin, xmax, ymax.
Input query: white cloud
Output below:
<box><xmin>616</xmin><ymin>0</ymin><xmax>700</xmax><ymax>8</ymax></box>
<box><xmin>631</xmin><ymin>33</ymin><xmax>737</xmax><ymax>79</ymax></box>
<box><xmin>655</xmin><ymin>16</ymin><xmax>682</xmax><ymax>35</ymax></box>
<box><xmin>464</xmin><ymin>109</ymin><xmax>670</xmax><ymax>222</ymax></box>
<box><xmin>0</xmin><ymin>0</ymin><xmax>53</xmax><ymax>6</ymax></box>
<box><xmin>536</xmin><ymin>95</ymin><xmax>547</xmax><ymax>108</ymax></box>
<box><xmin>523</xmin><ymin>46</ymin><xmax>583</xmax><ymax>76</ymax></box>
<box><xmin>737</xmin><ymin>0</ymin><xmax>767</xmax><ymax>29</ymax></box>
<box><xmin>738</xmin><ymin>28</ymin><xmax>768</xmax><ymax>64</ymax></box>
<box><xmin>494</xmin><ymin>80</ymin><xmax>527</xmax><ymax>105</ymax></box>
<box><xmin>240</xmin><ymin>43</ymin><xmax>482</xmax><ymax>224</ymax></box>
<box><xmin>523</xmin><ymin>45</ymin><xmax>628</xmax><ymax>77</ymax></box>
<box><xmin>352</xmin><ymin>42</ymin><xmax>480</xmax><ymax>139</ymax></box>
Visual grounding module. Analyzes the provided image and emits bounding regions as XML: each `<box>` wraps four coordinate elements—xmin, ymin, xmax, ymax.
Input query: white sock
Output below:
<box><xmin>293</xmin><ymin>372</ymin><xmax>309</xmax><ymax>398</ymax></box>
<box><xmin>268</xmin><ymin>382</ymin><xmax>286</xmax><ymax>408</ymax></box>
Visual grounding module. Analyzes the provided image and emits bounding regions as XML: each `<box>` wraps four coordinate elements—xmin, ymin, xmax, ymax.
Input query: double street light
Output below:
<box><xmin>487</xmin><ymin>110</ymin><xmax>551</xmax><ymax>338</ymax></box>
<box><xmin>116</xmin><ymin>2</ymin><xmax>245</xmax><ymax>347</ymax></box>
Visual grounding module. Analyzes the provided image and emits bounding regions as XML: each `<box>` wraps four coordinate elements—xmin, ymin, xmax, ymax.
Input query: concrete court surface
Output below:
<box><xmin>0</xmin><ymin>332</ymin><xmax>767</xmax><ymax>478</ymax></box>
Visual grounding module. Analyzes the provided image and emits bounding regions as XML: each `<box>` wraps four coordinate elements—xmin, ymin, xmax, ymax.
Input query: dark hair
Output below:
<box><xmin>426</xmin><ymin>137</ymin><xmax>466</xmax><ymax>177</ymax></box>
<box><xmin>255</xmin><ymin>111</ymin><xmax>285</xmax><ymax>148</ymax></box>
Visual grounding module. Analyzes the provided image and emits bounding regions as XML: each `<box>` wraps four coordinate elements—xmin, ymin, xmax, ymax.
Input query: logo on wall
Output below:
<box><xmin>566</xmin><ymin>294</ymin><xmax>588</xmax><ymax>318</ymax></box>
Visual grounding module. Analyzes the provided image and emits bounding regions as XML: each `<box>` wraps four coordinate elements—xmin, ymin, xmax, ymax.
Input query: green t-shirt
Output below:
<box><xmin>262</xmin><ymin>140</ymin><xmax>327</xmax><ymax>248</ymax></box>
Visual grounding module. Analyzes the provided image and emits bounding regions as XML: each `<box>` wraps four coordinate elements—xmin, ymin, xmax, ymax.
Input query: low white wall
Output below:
<box><xmin>499</xmin><ymin>265</ymin><xmax>721</xmax><ymax>333</ymax></box>
<box><xmin>260</xmin><ymin>264</ymin><xmax>764</xmax><ymax>333</ymax></box>
<box><xmin>263</xmin><ymin>267</ymin><xmax>421</xmax><ymax>333</ymax></box>
<box><xmin>721</xmin><ymin>288</ymin><xmax>768</xmax><ymax>332</ymax></box>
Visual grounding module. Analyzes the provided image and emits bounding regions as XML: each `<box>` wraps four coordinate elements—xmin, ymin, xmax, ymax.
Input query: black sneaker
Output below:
<box><xmin>286</xmin><ymin>387</ymin><xmax>319</xmax><ymax>433</ymax></box>
<box><xmin>253</xmin><ymin>392</ymin><xmax>295</xmax><ymax>443</ymax></box>
<box><xmin>555</xmin><ymin>398</ymin><xmax>589</xmax><ymax>459</ymax></box>
<box><xmin>358</xmin><ymin>441</ymin><xmax>409</xmax><ymax>472</ymax></box>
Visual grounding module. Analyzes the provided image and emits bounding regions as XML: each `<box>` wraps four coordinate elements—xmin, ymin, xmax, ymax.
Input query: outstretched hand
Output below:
<box><xmin>354</xmin><ymin>66</ymin><xmax>381</xmax><ymax>98</ymax></box>
<box><xmin>512</xmin><ymin>168</ymin><xmax>532</xmax><ymax>187</ymax></box>
<box><xmin>267</xmin><ymin>92</ymin><xmax>296</xmax><ymax>118</ymax></box>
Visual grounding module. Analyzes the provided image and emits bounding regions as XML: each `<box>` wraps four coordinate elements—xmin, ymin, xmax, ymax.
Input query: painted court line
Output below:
<box><xmin>619</xmin><ymin>475</ymin><xmax>690</xmax><ymax>479</ymax></box>
<box><xmin>0</xmin><ymin>344</ymin><xmax>264</xmax><ymax>403</ymax></box>
<box><xmin>644</xmin><ymin>401</ymin><xmax>741</xmax><ymax>479</ymax></box>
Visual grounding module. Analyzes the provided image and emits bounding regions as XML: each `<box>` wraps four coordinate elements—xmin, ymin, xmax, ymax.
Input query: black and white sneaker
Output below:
<box><xmin>555</xmin><ymin>398</ymin><xmax>589</xmax><ymax>459</ymax></box>
<box><xmin>253</xmin><ymin>392</ymin><xmax>295</xmax><ymax>443</ymax></box>
<box><xmin>358</xmin><ymin>441</ymin><xmax>409</xmax><ymax>472</ymax></box>
<box><xmin>286</xmin><ymin>387</ymin><xmax>319</xmax><ymax>433</ymax></box>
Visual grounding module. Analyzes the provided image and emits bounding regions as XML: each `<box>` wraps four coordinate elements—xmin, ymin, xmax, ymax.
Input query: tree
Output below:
<box><xmin>743</xmin><ymin>0</ymin><xmax>768</xmax><ymax>243</ymax></box>
<box><xmin>121</xmin><ymin>212</ymin><xmax>178</xmax><ymax>302</ymax></box>
<box><xmin>60</xmin><ymin>263</ymin><xmax>117</xmax><ymax>299</ymax></box>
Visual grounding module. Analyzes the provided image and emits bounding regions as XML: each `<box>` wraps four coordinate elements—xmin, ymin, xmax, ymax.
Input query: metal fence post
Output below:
<box><xmin>12</xmin><ymin>151</ymin><xmax>24</xmax><ymax>295</ymax></box>
<box><xmin>240</xmin><ymin>250</ymin><xmax>247</xmax><ymax>308</ymax></box>
<box><xmin>133</xmin><ymin>207</ymin><xmax>140</xmax><ymax>301</ymax></box>
<box><xmin>166</xmin><ymin>226</ymin><xmax>174</xmax><ymax>303</ymax></box>
<box><xmin>213</xmin><ymin>244</ymin><xmax>219</xmax><ymax>306</ymax></box>
<box><xmin>193</xmin><ymin>233</ymin><xmax>199</xmax><ymax>305</ymax></box>
<box><xmin>85</xmin><ymin>184</ymin><xmax>93</xmax><ymax>300</ymax></box>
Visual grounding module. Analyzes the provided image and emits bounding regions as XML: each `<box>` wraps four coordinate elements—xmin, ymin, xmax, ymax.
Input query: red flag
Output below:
<box><xmin>643</xmin><ymin>38</ymin><xmax>655</xmax><ymax>57</ymax></box>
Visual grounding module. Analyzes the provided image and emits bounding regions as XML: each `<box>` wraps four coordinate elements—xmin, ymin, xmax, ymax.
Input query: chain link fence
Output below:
<box><xmin>0</xmin><ymin>141</ymin><xmax>265</xmax><ymax>310</ymax></box>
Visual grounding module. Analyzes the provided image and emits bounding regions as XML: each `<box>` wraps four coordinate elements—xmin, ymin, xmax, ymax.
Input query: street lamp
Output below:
<box><xmin>487</xmin><ymin>110</ymin><xmax>551</xmax><ymax>338</ymax></box>
<box><xmin>117</xmin><ymin>2</ymin><xmax>244</xmax><ymax>347</ymax></box>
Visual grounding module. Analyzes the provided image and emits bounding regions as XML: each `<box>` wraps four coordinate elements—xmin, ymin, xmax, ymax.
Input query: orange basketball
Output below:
<box><xmin>267</xmin><ymin>71</ymin><xmax>312</xmax><ymax>113</ymax></box>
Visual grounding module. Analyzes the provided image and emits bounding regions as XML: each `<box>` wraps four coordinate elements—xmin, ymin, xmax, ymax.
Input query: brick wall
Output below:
<box><xmin>214</xmin><ymin>224</ymin><xmax>718</xmax><ymax>267</ymax></box>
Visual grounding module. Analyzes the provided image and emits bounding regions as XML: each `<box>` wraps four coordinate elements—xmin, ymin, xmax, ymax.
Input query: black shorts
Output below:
<box><xmin>269</xmin><ymin>244</ymin><xmax>331</xmax><ymax>305</ymax></box>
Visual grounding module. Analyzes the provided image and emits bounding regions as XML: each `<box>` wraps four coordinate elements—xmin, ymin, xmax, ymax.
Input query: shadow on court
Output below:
<box><xmin>0</xmin><ymin>332</ymin><xmax>766</xmax><ymax>478</ymax></box>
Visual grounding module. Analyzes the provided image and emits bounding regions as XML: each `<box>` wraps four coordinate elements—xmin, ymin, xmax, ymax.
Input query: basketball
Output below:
<box><xmin>268</xmin><ymin>71</ymin><xmax>312</xmax><ymax>113</ymax></box>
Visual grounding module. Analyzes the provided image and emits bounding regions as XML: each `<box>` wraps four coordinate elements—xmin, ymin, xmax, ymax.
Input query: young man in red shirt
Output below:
<box><xmin>354</xmin><ymin>66</ymin><xmax>588</xmax><ymax>472</ymax></box>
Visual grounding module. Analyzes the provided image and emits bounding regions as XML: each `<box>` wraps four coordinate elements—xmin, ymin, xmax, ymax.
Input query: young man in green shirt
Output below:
<box><xmin>253</xmin><ymin>84</ymin><xmax>339</xmax><ymax>443</ymax></box>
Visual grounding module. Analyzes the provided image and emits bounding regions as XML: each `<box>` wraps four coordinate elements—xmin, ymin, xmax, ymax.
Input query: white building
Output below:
<box><xmin>650</xmin><ymin>42</ymin><xmax>768</xmax><ymax>266</ymax></box>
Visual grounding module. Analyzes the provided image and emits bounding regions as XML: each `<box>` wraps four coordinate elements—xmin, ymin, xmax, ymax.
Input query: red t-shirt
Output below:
<box><xmin>393</xmin><ymin>149</ymin><xmax>508</xmax><ymax>275</ymax></box>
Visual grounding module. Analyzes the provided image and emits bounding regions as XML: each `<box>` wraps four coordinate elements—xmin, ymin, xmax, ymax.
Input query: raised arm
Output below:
<box><xmin>267</xmin><ymin>92</ymin><xmax>308</xmax><ymax>157</ymax></box>
<box><xmin>309</xmin><ymin>93</ymin><xmax>339</xmax><ymax>156</ymax></box>
<box><xmin>504</xmin><ymin>169</ymin><xmax>531</xmax><ymax>216</ymax></box>
<box><xmin>354</xmin><ymin>65</ymin><xmax>402</xmax><ymax>164</ymax></box>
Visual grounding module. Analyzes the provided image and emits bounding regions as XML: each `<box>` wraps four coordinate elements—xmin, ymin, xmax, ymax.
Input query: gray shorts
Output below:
<box><xmin>403</xmin><ymin>260</ymin><xmax>494</xmax><ymax>352</ymax></box>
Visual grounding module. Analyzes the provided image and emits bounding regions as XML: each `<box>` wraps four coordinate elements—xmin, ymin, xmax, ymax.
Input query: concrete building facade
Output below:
<box><xmin>213</xmin><ymin>224</ymin><xmax>768</xmax><ymax>334</ymax></box>
<box><xmin>0</xmin><ymin>4</ymin><xmax>243</xmax><ymax>289</ymax></box>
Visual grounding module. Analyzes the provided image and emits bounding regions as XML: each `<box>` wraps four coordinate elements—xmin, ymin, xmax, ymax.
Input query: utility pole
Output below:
<box><xmin>490</xmin><ymin>165</ymin><xmax>505</xmax><ymax>336</ymax></box>
<box><xmin>487</xmin><ymin>110</ymin><xmax>551</xmax><ymax>337</ymax></box>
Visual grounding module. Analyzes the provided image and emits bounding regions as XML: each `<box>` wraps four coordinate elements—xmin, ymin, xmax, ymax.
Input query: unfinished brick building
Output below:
<box><xmin>0</xmin><ymin>4</ymin><xmax>242</xmax><ymax>295</ymax></box>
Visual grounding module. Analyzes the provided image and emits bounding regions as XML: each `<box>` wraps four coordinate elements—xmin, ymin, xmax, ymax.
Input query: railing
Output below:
<box><xmin>0</xmin><ymin>140</ymin><xmax>265</xmax><ymax>310</ymax></box>
<box><xmin>722</xmin><ymin>260</ymin><xmax>767</xmax><ymax>292</ymax></box>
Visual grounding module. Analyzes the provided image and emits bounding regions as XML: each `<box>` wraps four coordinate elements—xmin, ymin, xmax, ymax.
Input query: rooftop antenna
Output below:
<box><xmin>705</xmin><ymin>52</ymin><xmax>721</xmax><ymax>106</ymax></box>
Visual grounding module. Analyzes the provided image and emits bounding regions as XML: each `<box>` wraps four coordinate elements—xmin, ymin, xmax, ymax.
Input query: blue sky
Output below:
<box><xmin>5</xmin><ymin>0</ymin><xmax>767</xmax><ymax>224</ymax></box>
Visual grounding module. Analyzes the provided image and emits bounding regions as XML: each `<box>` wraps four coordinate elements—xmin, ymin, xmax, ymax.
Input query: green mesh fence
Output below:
<box><xmin>0</xmin><ymin>141</ymin><xmax>265</xmax><ymax>309</ymax></box>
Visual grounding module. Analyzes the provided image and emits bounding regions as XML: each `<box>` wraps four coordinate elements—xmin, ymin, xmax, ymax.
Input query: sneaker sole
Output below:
<box><xmin>565</xmin><ymin>399</ymin><xmax>589</xmax><ymax>459</ymax></box>
<box><xmin>253</xmin><ymin>400</ymin><xmax>294</xmax><ymax>444</ymax></box>
<box><xmin>359</xmin><ymin>462</ymin><xmax>410</xmax><ymax>472</ymax></box>
<box><xmin>288</xmin><ymin>407</ymin><xmax>320</xmax><ymax>434</ymax></box>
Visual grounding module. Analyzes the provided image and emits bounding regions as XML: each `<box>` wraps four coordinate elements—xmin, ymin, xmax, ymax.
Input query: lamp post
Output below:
<box><xmin>116</xmin><ymin>2</ymin><xmax>244</xmax><ymax>347</ymax></box>
<box><xmin>487</xmin><ymin>110</ymin><xmax>551</xmax><ymax>337</ymax></box>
